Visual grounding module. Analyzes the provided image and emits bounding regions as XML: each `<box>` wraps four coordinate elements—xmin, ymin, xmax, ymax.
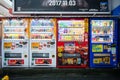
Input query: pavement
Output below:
<box><xmin>0</xmin><ymin>68</ymin><xmax>120</xmax><ymax>80</ymax></box>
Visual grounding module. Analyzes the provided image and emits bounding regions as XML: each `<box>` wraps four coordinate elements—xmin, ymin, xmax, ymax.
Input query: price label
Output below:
<box><xmin>31</xmin><ymin>42</ymin><xmax>39</xmax><ymax>49</ymax></box>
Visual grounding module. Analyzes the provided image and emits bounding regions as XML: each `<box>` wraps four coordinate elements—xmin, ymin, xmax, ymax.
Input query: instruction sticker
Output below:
<box><xmin>92</xmin><ymin>44</ymin><xmax>103</xmax><ymax>52</ymax></box>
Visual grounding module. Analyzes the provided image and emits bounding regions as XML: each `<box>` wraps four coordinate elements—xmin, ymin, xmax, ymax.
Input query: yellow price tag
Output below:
<box><xmin>4</xmin><ymin>42</ymin><xmax>12</xmax><ymax>48</ymax></box>
<box><xmin>31</xmin><ymin>42</ymin><xmax>39</xmax><ymax>48</ymax></box>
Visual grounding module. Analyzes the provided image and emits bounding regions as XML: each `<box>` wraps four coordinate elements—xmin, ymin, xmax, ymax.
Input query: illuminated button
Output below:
<box><xmin>58</xmin><ymin>53</ymin><xmax>62</xmax><ymax>57</ymax></box>
<box><xmin>4</xmin><ymin>59</ymin><xmax>7</xmax><ymax>61</ymax></box>
<box><xmin>32</xmin><ymin>58</ymin><xmax>34</xmax><ymax>61</ymax></box>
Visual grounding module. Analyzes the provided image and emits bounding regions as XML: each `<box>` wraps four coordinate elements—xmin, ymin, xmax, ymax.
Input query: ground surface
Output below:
<box><xmin>0</xmin><ymin>68</ymin><xmax>120</xmax><ymax>80</ymax></box>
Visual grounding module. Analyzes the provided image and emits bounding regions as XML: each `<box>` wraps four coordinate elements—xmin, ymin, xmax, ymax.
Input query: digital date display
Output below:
<box><xmin>48</xmin><ymin>0</ymin><xmax>76</xmax><ymax>6</ymax></box>
<box><xmin>14</xmin><ymin>0</ymin><xmax>109</xmax><ymax>13</ymax></box>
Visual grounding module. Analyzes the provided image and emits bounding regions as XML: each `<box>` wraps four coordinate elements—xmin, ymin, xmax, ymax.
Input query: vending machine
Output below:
<box><xmin>90</xmin><ymin>18</ymin><xmax>118</xmax><ymax>68</ymax></box>
<box><xmin>2</xmin><ymin>18</ymin><xmax>29</xmax><ymax>67</ymax></box>
<box><xmin>30</xmin><ymin>18</ymin><xmax>56</xmax><ymax>67</ymax></box>
<box><xmin>57</xmin><ymin>18</ymin><xmax>88</xmax><ymax>68</ymax></box>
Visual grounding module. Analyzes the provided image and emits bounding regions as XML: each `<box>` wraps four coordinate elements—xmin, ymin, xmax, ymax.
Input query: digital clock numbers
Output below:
<box><xmin>48</xmin><ymin>0</ymin><xmax>76</xmax><ymax>6</ymax></box>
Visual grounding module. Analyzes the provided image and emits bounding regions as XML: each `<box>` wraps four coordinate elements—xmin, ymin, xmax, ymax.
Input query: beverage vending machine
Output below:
<box><xmin>57</xmin><ymin>18</ymin><xmax>88</xmax><ymax>68</ymax></box>
<box><xmin>30</xmin><ymin>18</ymin><xmax>56</xmax><ymax>67</ymax></box>
<box><xmin>90</xmin><ymin>18</ymin><xmax>118</xmax><ymax>68</ymax></box>
<box><xmin>2</xmin><ymin>18</ymin><xmax>29</xmax><ymax>67</ymax></box>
